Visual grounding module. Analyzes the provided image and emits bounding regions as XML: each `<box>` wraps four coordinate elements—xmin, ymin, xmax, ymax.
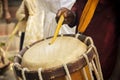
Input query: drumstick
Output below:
<box><xmin>78</xmin><ymin>0</ymin><xmax>99</xmax><ymax>33</ymax></box>
<box><xmin>49</xmin><ymin>15</ymin><xmax>64</xmax><ymax>45</ymax></box>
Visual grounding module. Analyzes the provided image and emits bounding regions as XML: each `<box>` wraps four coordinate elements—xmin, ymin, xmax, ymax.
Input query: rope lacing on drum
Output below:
<box><xmin>75</xmin><ymin>33</ymin><xmax>81</xmax><ymax>39</ymax></box>
<box><xmin>14</xmin><ymin>62</ymin><xmax>21</xmax><ymax>67</ymax></box>
<box><xmin>63</xmin><ymin>63</ymin><xmax>72</xmax><ymax>80</ymax></box>
<box><xmin>13</xmin><ymin>63</ymin><xmax>21</xmax><ymax>80</ymax></box>
<box><xmin>84</xmin><ymin>36</ymin><xmax>103</xmax><ymax>80</ymax></box>
<box><xmin>84</xmin><ymin>36</ymin><xmax>94</xmax><ymax>45</ymax></box>
<box><xmin>90</xmin><ymin>44</ymin><xmax>103</xmax><ymax>80</ymax></box>
<box><xmin>22</xmin><ymin>68</ymin><xmax>29</xmax><ymax>80</ymax></box>
<box><xmin>38</xmin><ymin>68</ymin><xmax>43</xmax><ymax>80</ymax></box>
<box><xmin>81</xmin><ymin>67</ymin><xmax>88</xmax><ymax>80</ymax></box>
<box><xmin>15</xmin><ymin>54</ymin><xmax>22</xmax><ymax>59</ymax></box>
<box><xmin>91</xmin><ymin>60</ymin><xmax>100</xmax><ymax>80</ymax></box>
<box><xmin>82</xmin><ymin>53</ymin><xmax>94</xmax><ymax>80</ymax></box>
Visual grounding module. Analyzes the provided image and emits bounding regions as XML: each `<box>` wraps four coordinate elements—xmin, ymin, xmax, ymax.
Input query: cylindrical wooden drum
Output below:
<box><xmin>13</xmin><ymin>34</ymin><xmax>103</xmax><ymax>80</ymax></box>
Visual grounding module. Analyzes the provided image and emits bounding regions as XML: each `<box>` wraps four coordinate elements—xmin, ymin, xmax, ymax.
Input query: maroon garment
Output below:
<box><xmin>71</xmin><ymin>0</ymin><xmax>118</xmax><ymax>79</ymax></box>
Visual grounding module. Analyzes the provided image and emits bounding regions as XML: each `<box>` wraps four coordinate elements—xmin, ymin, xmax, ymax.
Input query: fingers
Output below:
<box><xmin>56</xmin><ymin>7</ymin><xmax>72</xmax><ymax>24</ymax></box>
<box><xmin>56</xmin><ymin>7</ymin><xmax>70</xmax><ymax>18</ymax></box>
<box><xmin>57</xmin><ymin>8</ymin><xmax>66</xmax><ymax>17</ymax></box>
<box><xmin>56</xmin><ymin>7</ymin><xmax>76</xmax><ymax>27</ymax></box>
<box><xmin>56</xmin><ymin>8</ymin><xmax>66</xmax><ymax>23</ymax></box>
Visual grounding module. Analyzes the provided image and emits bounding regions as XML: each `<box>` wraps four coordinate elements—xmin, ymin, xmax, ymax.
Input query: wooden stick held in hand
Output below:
<box><xmin>49</xmin><ymin>15</ymin><xmax>64</xmax><ymax>45</ymax></box>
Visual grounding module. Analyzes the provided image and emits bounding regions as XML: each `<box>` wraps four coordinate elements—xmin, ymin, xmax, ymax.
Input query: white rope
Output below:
<box><xmin>86</xmin><ymin>46</ymin><xmax>93</xmax><ymax>54</ymax></box>
<box><xmin>13</xmin><ymin>63</ymin><xmax>20</xmax><ymax>80</ymax></box>
<box><xmin>84</xmin><ymin>36</ymin><xmax>94</xmax><ymax>45</ymax></box>
<box><xmin>81</xmin><ymin>68</ymin><xmax>88</xmax><ymax>80</ymax></box>
<box><xmin>84</xmin><ymin>36</ymin><xmax>103</xmax><ymax>80</ymax></box>
<box><xmin>15</xmin><ymin>54</ymin><xmax>22</xmax><ymax>59</ymax></box>
<box><xmin>38</xmin><ymin>68</ymin><xmax>43</xmax><ymax>80</ymax></box>
<box><xmin>22</xmin><ymin>68</ymin><xmax>29</xmax><ymax>80</ymax></box>
<box><xmin>91</xmin><ymin>44</ymin><xmax>103</xmax><ymax>80</ymax></box>
<box><xmin>82</xmin><ymin>54</ymin><xmax>94</xmax><ymax>80</ymax></box>
<box><xmin>91</xmin><ymin>60</ymin><xmax>100</xmax><ymax>80</ymax></box>
<box><xmin>14</xmin><ymin>62</ymin><xmax>21</xmax><ymax>67</ymax></box>
<box><xmin>75</xmin><ymin>33</ymin><xmax>80</xmax><ymax>39</ymax></box>
<box><xmin>63</xmin><ymin>63</ymin><xmax>72</xmax><ymax>80</ymax></box>
<box><xmin>13</xmin><ymin>62</ymin><xmax>22</xmax><ymax>79</ymax></box>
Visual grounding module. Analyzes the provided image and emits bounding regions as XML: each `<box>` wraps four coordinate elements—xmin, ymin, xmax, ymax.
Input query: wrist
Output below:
<box><xmin>68</xmin><ymin>11</ymin><xmax>76</xmax><ymax>27</ymax></box>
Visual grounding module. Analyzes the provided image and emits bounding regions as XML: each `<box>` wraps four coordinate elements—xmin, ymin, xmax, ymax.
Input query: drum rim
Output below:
<box><xmin>13</xmin><ymin>34</ymin><xmax>96</xmax><ymax>80</ymax></box>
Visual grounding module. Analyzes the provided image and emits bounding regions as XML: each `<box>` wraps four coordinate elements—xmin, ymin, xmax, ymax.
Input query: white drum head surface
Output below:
<box><xmin>22</xmin><ymin>36</ymin><xmax>87</xmax><ymax>70</ymax></box>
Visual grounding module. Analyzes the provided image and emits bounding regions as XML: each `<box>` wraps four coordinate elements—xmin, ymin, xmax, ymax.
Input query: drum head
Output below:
<box><xmin>22</xmin><ymin>36</ymin><xmax>87</xmax><ymax>70</ymax></box>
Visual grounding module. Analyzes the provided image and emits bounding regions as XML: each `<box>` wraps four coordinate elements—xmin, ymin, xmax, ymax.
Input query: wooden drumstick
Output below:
<box><xmin>49</xmin><ymin>15</ymin><xmax>64</xmax><ymax>45</ymax></box>
<box><xmin>78</xmin><ymin>0</ymin><xmax>99</xmax><ymax>33</ymax></box>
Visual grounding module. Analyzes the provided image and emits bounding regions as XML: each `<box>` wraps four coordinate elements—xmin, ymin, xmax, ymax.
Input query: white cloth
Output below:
<box><xmin>44</xmin><ymin>0</ymin><xmax>76</xmax><ymax>35</ymax></box>
<box><xmin>17</xmin><ymin>0</ymin><xmax>76</xmax><ymax>46</ymax></box>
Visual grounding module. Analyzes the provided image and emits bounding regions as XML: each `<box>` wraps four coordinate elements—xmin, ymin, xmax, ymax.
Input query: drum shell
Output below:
<box><xmin>13</xmin><ymin>34</ymin><xmax>97</xmax><ymax>80</ymax></box>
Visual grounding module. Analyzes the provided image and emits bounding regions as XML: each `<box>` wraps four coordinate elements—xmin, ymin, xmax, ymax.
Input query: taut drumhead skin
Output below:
<box><xmin>22</xmin><ymin>36</ymin><xmax>87</xmax><ymax>70</ymax></box>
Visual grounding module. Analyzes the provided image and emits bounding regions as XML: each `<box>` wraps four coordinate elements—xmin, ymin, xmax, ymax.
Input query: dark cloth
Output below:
<box><xmin>110</xmin><ymin>37</ymin><xmax>120</xmax><ymax>80</ymax></box>
<box><xmin>109</xmin><ymin>0</ymin><xmax>120</xmax><ymax>79</ymax></box>
<box><xmin>71</xmin><ymin>0</ymin><xmax>119</xmax><ymax>79</ymax></box>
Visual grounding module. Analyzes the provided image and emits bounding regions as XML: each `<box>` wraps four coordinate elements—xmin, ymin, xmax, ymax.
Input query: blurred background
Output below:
<box><xmin>0</xmin><ymin>0</ymin><xmax>21</xmax><ymax>60</ymax></box>
<box><xmin>0</xmin><ymin>0</ymin><xmax>21</xmax><ymax>80</ymax></box>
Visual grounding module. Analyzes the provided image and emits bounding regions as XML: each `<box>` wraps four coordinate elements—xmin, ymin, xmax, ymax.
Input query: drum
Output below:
<box><xmin>13</xmin><ymin>34</ymin><xmax>103</xmax><ymax>80</ymax></box>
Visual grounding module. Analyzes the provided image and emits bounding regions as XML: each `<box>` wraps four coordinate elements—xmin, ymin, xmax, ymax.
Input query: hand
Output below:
<box><xmin>56</xmin><ymin>7</ymin><xmax>76</xmax><ymax>27</ymax></box>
